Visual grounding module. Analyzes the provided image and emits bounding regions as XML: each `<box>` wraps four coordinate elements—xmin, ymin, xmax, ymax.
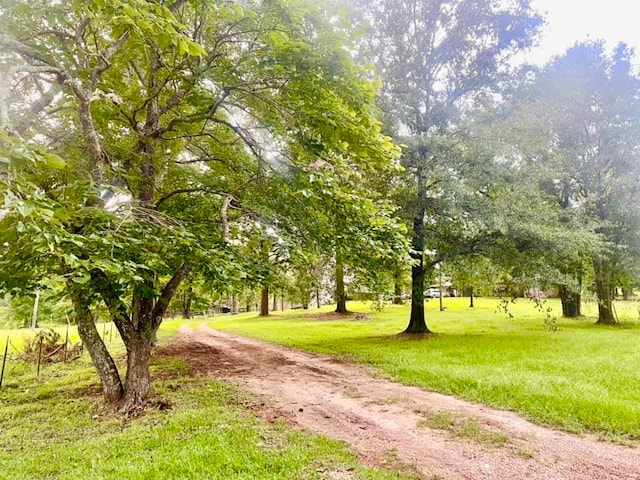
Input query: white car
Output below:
<box><xmin>424</xmin><ymin>287</ymin><xmax>442</xmax><ymax>298</ymax></box>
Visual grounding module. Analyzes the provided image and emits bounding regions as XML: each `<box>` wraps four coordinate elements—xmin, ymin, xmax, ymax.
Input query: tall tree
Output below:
<box><xmin>509</xmin><ymin>42</ymin><xmax>640</xmax><ymax>324</ymax></box>
<box><xmin>0</xmin><ymin>0</ymin><xmax>402</xmax><ymax>405</ymax></box>
<box><xmin>358</xmin><ymin>0</ymin><xmax>543</xmax><ymax>333</ymax></box>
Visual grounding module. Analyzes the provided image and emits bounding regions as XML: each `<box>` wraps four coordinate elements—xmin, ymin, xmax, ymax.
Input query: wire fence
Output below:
<box><xmin>0</xmin><ymin>322</ymin><xmax>120</xmax><ymax>390</ymax></box>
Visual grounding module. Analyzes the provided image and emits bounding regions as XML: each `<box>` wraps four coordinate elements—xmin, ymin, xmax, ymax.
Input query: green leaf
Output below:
<box><xmin>177</xmin><ymin>39</ymin><xmax>189</xmax><ymax>56</ymax></box>
<box><xmin>72</xmin><ymin>275</ymin><xmax>90</xmax><ymax>284</ymax></box>
<box><xmin>187</xmin><ymin>41</ymin><xmax>205</xmax><ymax>57</ymax></box>
<box><xmin>43</xmin><ymin>152</ymin><xmax>66</xmax><ymax>169</ymax></box>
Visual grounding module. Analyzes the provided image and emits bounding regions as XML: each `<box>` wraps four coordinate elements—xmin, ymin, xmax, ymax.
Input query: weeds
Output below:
<box><xmin>417</xmin><ymin>411</ymin><xmax>509</xmax><ymax>448</ymax></box>
<box><xmin>20</xmin><ymin>328</ymin><xmax>82</xmax><ymax>363</ymax></box>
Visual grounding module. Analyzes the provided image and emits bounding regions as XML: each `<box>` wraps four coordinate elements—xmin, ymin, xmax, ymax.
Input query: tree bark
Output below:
<box><xmin>405</xmin><ymin>161</ymin><xmax>430</xmax><ymax>334</ymax></box>
<box><xmin>335</xmin><ymin>253</ymin><xmax>347</xmax><ymax>313</ymax></box>
<box><xmin>622</xmin><ymin>288</ymin><xmax>632</xmax><ymax>301</ymax></box>
<box><xmin>231</xmin><ymin>294</ymin><xmax>238</xmax><ymax>315</ymax></box>
<box><xmin>593</xmin><ymin>258</ymin><xmax>617</xmax><ymax>325</ymax></box>
<box><xmin>393</xmin><ymin>267</ymin><xmax>404</xmax><ymax>305</ymax></box>
<box><xmin>122</xmin><ymin>332</ymin><xmax>152</xmax><ymax>408</ymax></box>
<box><xmin>559</xmin><ymin>285</ymin><xmax>581</xmax><ymax>317</ymax></box>
<box><xmin>180</xmin><ymin>292</ymin><xmax>192</xmax><ymax>319</ymax></box>
<box><xmin>272</xmin><ymin>293</ymin><xmax>278</xmax><ymax>311</ymax></box>
<box><xmin>71</xmin><ymin>295</ymin><xmax>123</xmax><ymax>403</ymax></box>
<box><xmin>92</xmin><ymin>264</ymin><xmax>191</xmax><ymax>406</ymax></box>
<box><xmin>469</xmin><ymin>286</ymin><xmax>474</xmax><ymax>308</ymax></box>
<box><xmin>260</xmin><ymin>287</ymin><xmax>269</xmax><ymax>316</ymax></box>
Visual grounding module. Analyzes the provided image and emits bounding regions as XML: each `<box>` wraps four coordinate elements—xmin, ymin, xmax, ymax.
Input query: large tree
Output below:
<box><xmin>357</xmin><ymin>0</ymin><xmax>543</xmax><ymax>333</ymax></box>
<box><xmin>0</xmin><ymin>0</ymin><xmax>401</xmax><ymax>406</ymax></box>
<box><xmin>509</xmin><ymin>42</ymin><xmax>640</xmax><ymax>324</ymax></box>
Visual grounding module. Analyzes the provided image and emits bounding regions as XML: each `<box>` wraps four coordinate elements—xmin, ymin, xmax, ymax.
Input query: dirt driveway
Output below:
<box><xmin>167</xmin><ymin>324</ymin><xmax>640</xmax><ymax>480</ymax></box>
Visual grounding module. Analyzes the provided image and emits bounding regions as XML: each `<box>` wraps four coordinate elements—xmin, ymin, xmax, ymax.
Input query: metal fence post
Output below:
<box><xmin>37</xmin><ymin>337</ymin><xmax>43</xmax><ymax>376</ymax></box>
<box><xmin>0</xmin><ymin>336</ymin><xmax>9</xmax><ymax>388</ymax></box>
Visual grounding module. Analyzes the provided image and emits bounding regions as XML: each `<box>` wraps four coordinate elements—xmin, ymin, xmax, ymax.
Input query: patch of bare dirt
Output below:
<box><xmin>169</xmin><ymin>325</ymin><xmax>640</xmax><ymax>480</ymax></box>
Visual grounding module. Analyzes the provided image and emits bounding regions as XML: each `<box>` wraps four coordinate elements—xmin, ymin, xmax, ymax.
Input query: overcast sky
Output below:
<box><xmin>528</xmin><ymin>0</ymin><xmax>640</xmax><ymax>64</ymax></box>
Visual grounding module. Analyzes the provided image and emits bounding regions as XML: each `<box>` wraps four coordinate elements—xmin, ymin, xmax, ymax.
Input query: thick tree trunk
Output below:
<box><xmin>260</xmin><ymin>287</ymin><xmax>269</xmax><ymax>316</ymax></box>
<box><xmin>335</xmin><ymin>253</ymin><xmax>347</xmax><ymax>314</ymax></box>
<box><xmin>559</xmin><ymin>285</ymin><xmax>581</xmax><ymax>317</ymax></box>
<box><xmin>405</xmin><ymin>162</ymin><xmax>430</xmax><ymax>334</ymax></box>
<box><xmin>593</xmin><ymin>258</ymin><xmax>617</xmax><ymax>325</ymax></box>
<box><xmin>72</xmin><ymin>296</ymin><xmax>123</xmax><ymax>403</ymax></box>
<box><xmin>272</xmin><ymin>293</ymin><xmax>278</xmax><ymax>311</ymax></box>
<box><xmin>122</xmin><ymin>332</ymin><xmax>152</xmax><ymax>408</ymax></box>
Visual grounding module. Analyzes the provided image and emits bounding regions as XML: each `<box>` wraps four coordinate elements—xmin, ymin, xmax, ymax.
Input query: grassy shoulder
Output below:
<box><xmin>206</xmin><ymin>297</ymin><xmax>640</xmax><ymax>442</ymax></box>
<box><xmin>0</xmin><ymin>331</ymin><xmax>416</xmax><ymax>480</ymax></box>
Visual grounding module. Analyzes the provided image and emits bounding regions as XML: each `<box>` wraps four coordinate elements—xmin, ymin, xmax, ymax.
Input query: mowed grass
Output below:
<box><xmin>207</xmin><ymin>297</ymin><xmax>640</xmax><ymax>442</ymax></box>
<box><xmin>0</xmin><ymin>331</ymin><xmax>415</xmax><ymax>480</ymax></box>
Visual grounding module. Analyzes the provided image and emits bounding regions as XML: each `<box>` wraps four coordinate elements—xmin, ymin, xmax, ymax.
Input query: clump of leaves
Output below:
<box><xmin>21</xmin><ymin>329</ymin><xmax>82</xmax><ymax>363</ymax></box>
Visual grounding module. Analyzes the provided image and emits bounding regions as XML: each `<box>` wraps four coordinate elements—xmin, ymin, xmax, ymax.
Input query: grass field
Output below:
<box><xmin>207</xmin><ymin>297</ymin><xmax>640</xmax><ymax>442</ymax></box>
<box><xmin>0</xmin><ymin>323</ymin><xmax>415</xmax><ymax>480</ymax></box>
<box><xmin>1</xmin><ymin>296</ymin><xmax>638</xmax><ymax>479</ymax></box>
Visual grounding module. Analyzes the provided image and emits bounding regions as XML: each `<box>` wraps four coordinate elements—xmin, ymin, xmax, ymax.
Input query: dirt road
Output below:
<box><xmin>168</xmin><ymin>324</ymin><xmax>640</xmax><ymax>480</ymax></box>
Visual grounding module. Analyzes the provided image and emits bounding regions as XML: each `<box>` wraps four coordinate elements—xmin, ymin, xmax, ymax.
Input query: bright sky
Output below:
<box><xmin>527</xmin><ymin>0</ymin><xmax>640</xmax><ymax>64</ymax></box>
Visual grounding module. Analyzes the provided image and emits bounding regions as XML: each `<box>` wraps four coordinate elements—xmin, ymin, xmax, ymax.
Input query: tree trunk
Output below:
<box><xmin>180</xmin><ymin>292</ymin><xmax>192</xmax><ymax>319</ymax></box>
<box><xmin>72</xmin><ymin>295</ymin><xmax>123</xmax><ymax>403</ymax></box>
<box><xmin>122</xmin><ymin>332</ymin><xmax>152</xmax><ymax>408</ymax></box>
<box><xmin>468</xmin><ymin>286</ymin><xmax>474</xmax><ymax>308</ymax></box>
<box><xmin>316</xmin><ymin>287</ymin><xmax>321</xmax><ymax>308</ymax></box>
<box><xmin>593</xmin><ymin>258</ymin><xmax>617</xmax><ymax>325</ymax></box>
<box><xmin>272</xmin><ymin>293</ymin><xmax>277</xmax><ymax>311</ymax></box>
<box><xmin>622</xmin><ymin>288</ymin><xmax>632</xmax><ymax>301</ymax></box>
<box><xmin>335</xmin><ymin>253</ymin><xmax>347</xmax><ymax>313</ymax></box>
<box><xmin>393</xmin><ymin>271</ymin><xmax>404</xmax><ymax>305</ymax></box>
<box><xmin>260</xmin><ymin>287</ymin><xmax>269</xmax><ymax>316</ymax></box>
<box><xmin>405</xmin><ymin>162</ymin><xmax>430</xmax><ymax>334</ymax></box>
<box><xmin>231</xmin><ymin>294</ymin><xmax>238</xmax><ymax>315</ymax></box>
<box><xmin>559</xmin><ymin>285</ymin><xmax>581</xmax><ymax>317</ymax></box>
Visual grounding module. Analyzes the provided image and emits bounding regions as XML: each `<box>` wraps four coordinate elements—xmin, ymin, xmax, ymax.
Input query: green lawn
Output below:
<box><xmin>0</xmin><ymin>327</ymin><xmax>415</xmax><ymax>480</ymax></box>
<box><xmin>207</xmin><ymin>297</ymin><xmax>640</xmax><ymax>442</ymax></box>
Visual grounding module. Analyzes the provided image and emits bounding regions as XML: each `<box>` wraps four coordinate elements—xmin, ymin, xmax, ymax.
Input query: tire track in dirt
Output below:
<box><xmin>169</xmin><ymin>325</ymin><xmax>640</xmax><ymax>480</ymax></box>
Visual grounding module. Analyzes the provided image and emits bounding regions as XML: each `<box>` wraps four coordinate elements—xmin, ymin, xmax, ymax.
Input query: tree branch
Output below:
<box><xmin>151</xmin><ymin>263</ymin><xmax>193</xmax><ymax>329</ymax></box>
<box><xmin>155</xmin><ymin>187</ymin><xmax>227</xmax><ymax>209</ymax></box>
<box><xmin>90</xmin><ymin>268</ymin><xmax>133</xmax><ymax>343</ymax></box>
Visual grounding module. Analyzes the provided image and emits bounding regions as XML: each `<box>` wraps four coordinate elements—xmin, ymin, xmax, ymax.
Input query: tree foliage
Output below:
<box><xmin>507</xmin><ymin>42</ymin><xmax>640</xmax><ymax>323</ymax></box>
<box><xmin>356</xmin><ymin>0</ymin><xmax>544</xmax><ymax>333</ymax></box>
<box><xmin>0</xmin><ymin>0</ymin><xmax>403</xmax><ymax>405</ymax></box>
